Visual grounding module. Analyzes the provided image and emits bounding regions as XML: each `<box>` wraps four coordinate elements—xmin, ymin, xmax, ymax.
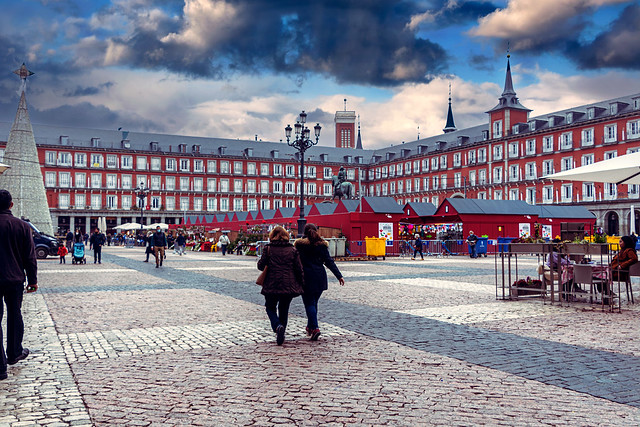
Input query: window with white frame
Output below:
<box><xmin>453</xmin><ymin>153</ymin><xmax>461</xmax><ymax>167</ymax></box>
<box><xmin>605</xmin><ymin>151</ymin><xmax>617</xmax><ymax>160</ymax></box>
<box><xmin>105</xmin><ymin>155</ymin><xmax>116</xmax><ymax>168</ymax></box>
<box><xmin>106</xmin><ymin>174</ymin><xmax>117</xmax><ymax>189</ymax></box>
<box><xmin>347</xmin><ymin>169</ymin><xmax>355</xmax><ymax>180</ymax></box>
<box><xmin>414</xmin><ymin>178</ymin><xmax>420</xmax><ymax>192</ymax></box>
<box><xmin>526</xmin><ymin>188</ymin><xmax>536</xmax><ymax>204</ymax></box>
<box><xmin>234</xmin><ymin>162</ymin><xmax>243</xmax><ymax>174</ymax></box>
<box><xmin>308</xmin><ymin>182</ymin><xmax>316</xmax><ymax>195</ymax></box>
<box><xmin>151</xmin><ymin>157</ymin><xmax>161</xmax><ymax>171</ymax></box>
<box><xmin>440</xmin><ymin>155</ymin><xmax>447</xmax><ymax>169</ymax></box>
<box><xmin>75</xmin><ymin>194</ymin><xmax>86</xmax><ymax>209</ymax></box>
<box><xmin>509</xmin><ymin>165</ymin><xmax>519</xmax><ymax>181</ymax></box>
<box><xmin>526</xmin><ymin>139</ymin><xmax>536</xmax><ymax>155</ymax></box>
<box><xmin>560</xmin><ymin>132</ymin><xmax>573</xmax><ymax>149</ymax></box>
<box><xmin>581</xmin><ymin>128</ymin><xmax>594</xmax><ymax>146</ymax></box>
<box><xmin>508</xmin><ymin>142</ymin><xmax>519</xmax><ymax>158</ymax></box>
<box><xmin>91</xmin><ymin>173</ymin><xmax>102</xmax><ymax>188</ymax></box>
<box><xmin>120</xmin><ymin>195</ymin><xmax>130</xmax><ymax>210</ymax></box>
<box><xmin>382</xmin><ymin>183</ymin><xmax>388</xmax><ymax>195</ymax></box>
<box><xmin>478</xmin><ymin>148</ymin><xmax>487</xmax><ymax>162</ymax></box>
<box><xmin>119</xmin><ymin>155</ymin><xmax>131</xmax><ymax>169</ymax></box>
<box><xmin>381</xmin><ymin>166</ymin><xmax>388</xmax><ymax>178</ymax></box>
<box><xmin>454</xmin><ymin>173</ymin><xmax>461</xmax><ymax>188</ymax></box>
<box><xmin>194</xmin><ymin>159</ymin><xmax>204</xmax><ymax>173</ymax></box>
<box><xmin>627</xmin><ymin>120</ymin><xmax>640</xmax><ymax>139</ymax></box>
<box><xmin>477</xmin><ymin>192</ymin><xmax>486</xmax><ymax>200</ymax></box>
<box><xmin>45</xmin><ymin>171</ymin><xmax>56</xmax><ymax>187</ymax></box>
<box><xmin>422</xmin><ymin>159</ymin><xmax>429</xmax><ymax>171</ymax></box>
<box><xmin>431</xmin><ymin>157</ymin><xmax>438</xmax><ymax>170</ymax></box>
<box><xmin>260</xmin><ymin>199</ymin><xmax>270</xmax><ymax>210</ymax></box>
<box><xmin>543</xmin><ymin>186</ymin><xmax>553</xmax><ymax>203</ymax></box>
<box><xmin>151</xmin><ymin>196</ymin><xmax>161</xmax><ymax>210</ymax></box>
<box><xmin>247</xmin><ymin>199</ymin><xmax>257</xmax><ymax>211</ymax></box>
<box><xmin>422</xmin><ymin>178</ymin><xmax>429</xmax><ymax>191</ymax></box>
<box><xmin>582</xmin><ymin>154</ymin><xmax>594</xmax><ymax>166</ymax></box>
<box><xmin>75</xmin><ymin>172</ymin><xmax>86</xmax><ymax>188</ymax></box>
<box><xmin>193</xmin><ymin>197</ymin><xmax>203</xmax><ymax>211</ymax></box>
<box><xmin>561</xmin><ymin>184</ymin><xmax>572</xmax><ymax>202</ymax></box>
<box><xmin>59</xmin><ymin>172</ymin><xmax>71</xmax><ymax>188</ymax></box>
<box><xmin>390</xmin><ymin>182</ymin><xmax>396</xmax><ymax>194</ymax></box>
<box><xmin>628</xmin><ymin>184</ymin><xmax>639</xmax><ymax>198</ymax></box>
<box><xmin>285</xmin><ymin>164</ymin><xmax>295</xmax><ymax>177</ymax></box>
<box><xmin>323</xmin><ymin>167</ymin><xmax>332</xmax><ymax>179</ymax></box>
<box><xmin>509</xmin><ymin>189</ymin><xmax>519</xmax><ymax>201</ymax></box>
<box><xmin>260</xmin><ymin>181</ymin><xmax>269</xmax><ymax>194</ymax></box>
<box><xmin>58</xmin><ymin>152</ymin><xmax>72</xmax><ymax>167</ymax></box>
<box><xmin>234</xmin><ymin>179</ymin><xmax>243</xmax><ymax>193</ymax></box>
<box><xmin>273</xmin><ymin>200</ymin><xmax>282</xmax><ymax>210</ymax></box>
<box><xmin>273</xmin><ymin>181</ymin><xmax>282</xmax><ymax>193</ymax></box>
<box><xmin>75</xmin><ymin>153</ymin><xmax>87</xmax><ymax>167</ymax></box>
<box><xmin>413</xmin><ymin>160</ymin><xmax>420</xmax><ymax>172</ymax></box>
<box><xmin>432</xmin><ymin>196</ymin><xmax>439</xmax><ymax>206</ymax></box>
<box><xmin>468</xmin><ymin>150</ymin><xmax>476</xmax><ymax>164</ymax></box>
<box><xmin>306</xmin><ymin>166</ymin><xmax>316</xmax><ymax>178</ymax></box>
<box><xmin>432</xmin><ymin>176</ymin><xmax>439</xmax><ymax>189</ymax></box>
<box><xmin>220</xmin><ymin>161</ymin><xmax>230</xmax><ymax>174</ymax></box>
<box><xmin>493</xmin><ymin>145</ymin><xmax>503</xmax><ymax>161</ymax></box>
<box><xmin>247</xmin><ymin>180</ymin><xmax>256</xmax><ymax>193</ymax></box>
<box><xmin>479</xmin><ymin>169</ymin><xmax>487</xmax><ymax>185</ymax></box>
<box><xmin>469</xmin><ymin>170</ymin><xmax>476</xmax><ymax>186</ymax></box>
<box><xmin>396</xmin><ymin>163</ymin><xmax>403</xmax><ymax>176</ymax></box>
<box><xmin>493</xmin><ymin>190</ymin><xmax>502</xmax><ymax>200</ymax></box>
<box><xmin>207</xmin><ymin>198</ymin><xmax>217</xmax><ymax>211</ymax></box>
<box><xmin>45</xmin><ymin>151</ymin><xmax>56</xmax><ymax>165</ymax></box>
<box><xmin>207</xmin><ymin>178</ymin><xmax>217</xmax><ymax>192</ymax></box>
<box><xmin>542</xmin><ymin>160</ymin><xmax>554</xmax><ymax>176</ymax></box>
<box><xmin>136</xmin><ymin>156</ymin><xmax>147</xmax><ymax>170</ymax></box>
<box><xmin>165</xmin><ymin>158</ymin><xmax>175</xmax><ymax>171</ymax></box>
<box><xmin>194</xmin><ymin>177</ymin><xmax>203</xmax><ymax>192</ymax></box>
<box><xmin>247</xmin><ymin>163</ymin><xmax>256</xmax><ymax>175</ymax></box>
<box><xmin>388</xmin><ymin>165</ymin><xmax>395</xmax><ymax>177</ymax></box>
<box><xmin>273</xmin><ymin>164</ymin><xmax>282</xmax><ymax>176</ymax></box>
<box><xmin>397</xmin><ymin>181</ymin><xmax>403</xmax><ymax>193</ymax></box>
<box><xmin>180</xmin><ymin>197</ymin><xmax>190</xmax><ymax>211</ymax></box>
<box><xmin>561</xmin><ymin>157</ymin><xmax>573</xmax><ymax>171</ymax></box>
<box><xmin>542</xmin><ymin>136</ymin><xmax>553</xmax><ymax>152</ymax></box>
<box><xmin>220</xmin><ymin>179</ymin><xmax>229</xmax><ymax>192</ymax></box>
<box><xmin>583</xmin><ymin>183</ymin><xmax>594</xmax><ymax>201</ymax></box>
<box><xmin>324</xmin><ymin>183</ymin><xmax>332</xmax><ymax>195</ymax></box>
<box><xmin>165</xmin><ymin>197</ymin><xmax>175</xmax><ymax>211</ymax></box>
<box><xmin>180</xmin><ymin>177</ymin><xmax>190</xmax><ymax>191</ymax></box>
<box><xmin>604</xmin><ymin>124</ymin><xmax>617</xmax><ymax>142</ymax></box>
<box><xmin>441</xmin><ymin>175</ymin><xmax>448</xmax><ymax>189</ymax></box>
<box><xmin>207</xmin><ymin>160</ymin><xmax>217</xmax><ymax>173</ymax></box>
<box><xmin>525</xmin><ymin>162</ymin><xmax>536</xmax><ymax>180</ymax></box>
<box><xmin>493</xmin><ymin>167</ymin><xmax>502</xmax><ymax>183</ymax></box>
<box><xmin>90</xmin><ymin>154</ymin><xmax>103</xmax><ymax>168</ymax></box>
<box><xmin>91</xmin><ymin>194</ymin><xmax>102</xmax><ymax>209</ymax></box>
<box><xmin>165</xmin><ymin>176</ymin><xmax>175</xmax><ymax>191</ymax></box>
<box><xmin>179</xmin><ymin>159</ymin><xmax>190</xmax><ymax>172</ymax></box>
<box><xmin>260</xmin><ymin>163</ymin><xmax>269</xmax><ymax>176</ymax></box>
<box><xmin>605</xmin><ymin>183</ymin><xmax>617</xmax><ymax>199</ymax></box>
<box><xmin>492</xmin><ymin>120</ymin><xmax>502</xmax><ymax>138</ymax></box>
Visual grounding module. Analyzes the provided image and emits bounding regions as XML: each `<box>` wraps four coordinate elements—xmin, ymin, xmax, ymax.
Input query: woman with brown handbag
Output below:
<box><xmin>257</xmin><ymin>226</ymin><xmax>304</xmax><ymax>345</ymax></box>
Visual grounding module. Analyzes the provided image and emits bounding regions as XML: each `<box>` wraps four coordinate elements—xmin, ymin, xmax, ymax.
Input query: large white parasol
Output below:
<box><xmin>545</xmin><ymin>151</ymin><xmax>640</xmax><ymax>185</ymax></box>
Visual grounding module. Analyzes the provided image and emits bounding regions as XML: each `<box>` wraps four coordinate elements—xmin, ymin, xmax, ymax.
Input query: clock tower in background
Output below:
<box><xmin>335</xmin><ymin>99</ymin><xmax>357</xmax><ymax>148</ymax></box>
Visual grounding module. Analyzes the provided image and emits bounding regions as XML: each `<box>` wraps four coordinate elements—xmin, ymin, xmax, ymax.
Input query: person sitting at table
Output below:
<box><xmin>546</xmin><ymin>239</ymin><xmax>578</xmax><ymax>300</ymax></box>
<box><xmin>603</xmin><ymin>235</ymin><xmax>639</xmax><ymax>304</ymax></box>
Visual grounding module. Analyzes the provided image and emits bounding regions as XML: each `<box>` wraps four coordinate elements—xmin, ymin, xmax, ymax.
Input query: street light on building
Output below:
<box><xmin>285</xmin><ymin>111</ymin><xmax>321</xmax><ymax>236</ymax></box>
<box><xmin>136</xmin><ymin>182</ymin><xmax>148</xmax><ymax>233</ymax></box>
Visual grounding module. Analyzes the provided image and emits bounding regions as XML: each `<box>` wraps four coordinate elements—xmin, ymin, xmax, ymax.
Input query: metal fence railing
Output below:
<box><xmin>346</xmin><ymin>239</ymin><xmax>490</xmax><ymax>258</ymax></box>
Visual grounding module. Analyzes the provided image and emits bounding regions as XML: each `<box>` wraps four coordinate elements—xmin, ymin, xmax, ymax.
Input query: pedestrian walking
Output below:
<box><xmin>175</xmin><ymin>232</ymin><xmax>186</xmax><ymax>256</ymax></box>
<box><xmin>89</xmin><ymin>228</ymin><xmax>106</xmax><ymax>264</ymax></box>
<box><xmin>0</xmin><ymin>190</ymin><xmax>38</xmax><ymax>381</ymax></box>
<box><xmin>151</xmin><ymin>226</ymin><xmax>167</xmax><ymax>268</ymax></box>
<box><xmin>74</xmin><ymin>229</ymin><xmax>83</xmax><ymax>244</ymax></box>
<box><xmin>218</xmin><ymin>232</ymin><xmax>230</xmax><ymax>256</ymax></box>
<box><xmin>83</xmin><ymin>232</ymin><xmax>89</xmax><ymax>246</ymax></box>
<box><xmin>65</xmin><ymin>229</ymin><xmax>74</xmax><ymax>252</ymax></box>
<box><xmin>143</xmin><ymin>232</ymin><xmax>153</xmax><ymax>262</ymax></box>
<box><xmin>412</xmin><ymin>234</ymin><xmax>424</xmax><ymax>260</ymax></box>
<box><xmin>57</xmin><ymin>245</ymin><xmax>68</xmax><ymax>264</ymax></box>
<box><xmin>257</xmin><ymin>226</ymin><xmax>304</xmax><ymax>345</ymax></box>
<box><xmin>294</xmin><ymin>223</ymin><xmax>344</xmax><ymax>341</ymax></box>
<box><xmin>467</xmin><ymin>230</ymin><xmax>478</xmax><ymax>259</ymax></box>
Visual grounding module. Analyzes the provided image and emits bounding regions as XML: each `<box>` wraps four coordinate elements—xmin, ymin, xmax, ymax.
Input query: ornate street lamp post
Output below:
<box><xmin>136</xmin><ymin>182</ymin><xmax>149</xmax><ymax>234</ymax></box>
<box><xmin>285</xmin><ymin>111</ymin><xmax>321</xmax><ymax>237</ymax></box>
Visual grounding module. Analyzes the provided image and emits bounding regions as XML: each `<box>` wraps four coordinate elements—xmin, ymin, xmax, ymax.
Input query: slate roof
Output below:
<box><xmin>363</xmin><ymin>196</ymin><xmax>404</xmax><ymax>214</ymax></box>
<box><xmin>445</xmin><ymin>198</ymin><xmax>540</xmax><ymax>216</ymax></box>
<box><xmin>277</xmin><ymin>207</ymin><xmax>296</xmax><ymax>218</ymax></box>
<box><xmin>259</xmin><ymin>209</ymin><xmax>277</xmax><ymax>220</ymax></box>
<box><xmin>341</xmin><ymin>200</ymin><xmax>361</xmax><ymax>213</ymax></box>
<box><xmin>536</xmin><ymin>205</ymin><xmax>596</xmax><ymax>219</ymax></box>
<box><xmin>314</xmin><ymin>202</ymin><xmax>338</xmax><ymax>215</ymax></box>
<box><xmin>405</xmin><ymin>202</ymin><xmax>437</xmax><ymax>217</ymax></box>
<box><xmin>234</xmin><ymin>211</ymin><xmax>250</xmax><ymax>221</ymax></box>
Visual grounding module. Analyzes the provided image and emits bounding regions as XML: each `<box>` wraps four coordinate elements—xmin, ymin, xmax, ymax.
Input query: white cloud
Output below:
<box><xmin>469</xmin><ymin>0</ymin><xmax>630</xmax><ymax>50</ymax></box>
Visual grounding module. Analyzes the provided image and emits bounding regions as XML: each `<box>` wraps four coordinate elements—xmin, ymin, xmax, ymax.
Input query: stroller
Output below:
<box><xmin>72</xmin><ymin>242</ymin><xmax>86</xmax><ymax>264</ymax></box>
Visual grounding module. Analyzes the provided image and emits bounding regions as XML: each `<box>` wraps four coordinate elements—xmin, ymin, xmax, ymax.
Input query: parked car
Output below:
<box><xmin>24</xmin><ymin>220</ymin><xmax>59</xmax><ymax>259</ymax></box>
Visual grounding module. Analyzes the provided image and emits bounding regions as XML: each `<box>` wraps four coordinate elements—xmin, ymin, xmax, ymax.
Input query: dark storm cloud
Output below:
<box><xmin>105</xmin><ymin>0</ymin><xmax>448</xmax><ymax>86</ymax></box>
<box><xmin>469</xmin><ymin>54</ymin><xmax>494</xmax><ymax>71</ymax></box>
<box><xmin>62</xmin><ymin>82</ymin><xmax>114</xmax><ymax>97</ymax></box>
<box><xmin>430</xmin><ymin>1</ymin><xmax>498</xmax><ymax>27</ymax></box>
<box><xmin>566</xmin><ymin>4</ymin><xmax>640</xmax><ymax>70</ymax></box>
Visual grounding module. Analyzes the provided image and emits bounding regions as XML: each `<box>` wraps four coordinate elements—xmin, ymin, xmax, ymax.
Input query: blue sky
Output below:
<box><xmin>0</xmin><ymin>0</ymin><xmax>638</xmax><ymax>148</ymax></box>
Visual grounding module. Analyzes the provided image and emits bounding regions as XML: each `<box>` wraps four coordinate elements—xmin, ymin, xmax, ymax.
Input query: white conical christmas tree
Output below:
<box><xmin>0</xmin><ymin>84</ymin><xmax>54</xmax><ymax>235</ymax></box>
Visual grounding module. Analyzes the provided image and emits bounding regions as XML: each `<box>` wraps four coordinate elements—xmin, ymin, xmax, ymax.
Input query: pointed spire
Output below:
<box><xmin>502</xmin><ymin>54</ymin><xmax>516</xmax><ymax>96</ymax></box>
<box><xmin>443</xmin><ymin>82</ymin><xmax>456</xmax><ymax>133</ymax></box>
<box><xmin>356</xmin><ymin>115</ymin><xmax>363</xmax><ymax>149</ymax></box>
<box><xmin>486</xmin><ymin>51</ymin><xmax>530</xmax><ymax>114</ymax></box>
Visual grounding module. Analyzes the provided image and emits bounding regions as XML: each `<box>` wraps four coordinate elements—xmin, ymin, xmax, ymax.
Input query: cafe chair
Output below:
<box><xmin>572</xmin><ymin>264</ymin><xmax>602</xmax><ymax>304</ymax></box>
<box><xmin>624</xmin><ymin>263</ymin><xmax>639</xmax><ymax>304</ymax></box>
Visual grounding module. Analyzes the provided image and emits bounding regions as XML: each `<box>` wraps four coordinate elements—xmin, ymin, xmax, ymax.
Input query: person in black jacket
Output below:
<box><xmin>150</xmin><ymin>226</ymin><xmax>167</xmax><ymax>268</ymax></box>
<box><xmin>0</xmin><ymin>190</ymin><xmax>38</xmax><ymax>380</ymax></box>
<box><xmin>89</xmin><ymin>228</ymin><xmax>106</xmax><ymax>264</ymax></box>
<box><xmin>294</xmin><ymin>224</ymin><xmax>344</xmax><ymax>341</ymax></box>
<box><xmin>257</xmin><ymin>226</ymin><xmax>304</xmax><ymax>345</ymax></box>
<box><xmin>65</xmin><ymin>230</ymin><xmax>74</xmax><ymax>251</ymax></box>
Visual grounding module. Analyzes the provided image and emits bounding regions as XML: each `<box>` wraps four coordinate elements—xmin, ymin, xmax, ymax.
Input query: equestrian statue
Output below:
<box><xmin>332</xmin><ymin>166</ymin><xmax>354</xmax><ymax>200</ymax></box>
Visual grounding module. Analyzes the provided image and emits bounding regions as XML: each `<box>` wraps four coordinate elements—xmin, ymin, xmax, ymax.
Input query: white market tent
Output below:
<box><xmin>115</xmin><ymin>222</ymin><xmax>142</xmax><ymax>231</ymax></box>
<box><xmin>146</xmin><ymin>222</ymin><xmax>169</xmax><ymax>230</ymax></box>
<box><xmin>546</xmin><ymin>151</ymin><xmax>640</xmax><ymax>185</ymax></box>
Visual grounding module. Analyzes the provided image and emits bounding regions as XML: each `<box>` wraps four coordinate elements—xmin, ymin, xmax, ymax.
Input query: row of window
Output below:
<box><xmin>56</xmin><ymin>194</ymin><xmax>310</xmax><ymax>212</ymax></box>
<box><xmin>43</xmin><ymin>172</ymin><xmax>346</xmax><ymax>196</ymax></box>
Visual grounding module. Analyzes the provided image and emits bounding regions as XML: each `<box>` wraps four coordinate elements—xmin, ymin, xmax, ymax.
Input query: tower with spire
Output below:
<box><xmin>334</xmin><ymin>98</ymin><xmax>357</xmax><ymax>148</ymax></box>
<box><xmin>0</xmin><ymin>64</ymin><xmax>54</xmax><ymax>235</ymax></box>
<box><xmin>443</xmin><ymin>83</ymin><xmax>457</xmax><ymax>134</ymax></box>
<box><xmin>486</xmin><ymin>52</ymin><xmax>531</xmax><ymax>139</ymax></box>
<box><xmin>356</xmin><ymin>115</ymin><xmax>363</xmax><ymax>150</ymax></box>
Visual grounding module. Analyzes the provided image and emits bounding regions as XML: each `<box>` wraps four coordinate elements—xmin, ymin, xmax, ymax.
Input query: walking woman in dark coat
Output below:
<box><xmin>257</xmin><ymin>226</ymin><xmax>304</xmax><ymax>345</ymax></box>
<box><xmin>294</xmin><ymin>224</ymin><xmax>345</xmax><ymax>341</ymax></box>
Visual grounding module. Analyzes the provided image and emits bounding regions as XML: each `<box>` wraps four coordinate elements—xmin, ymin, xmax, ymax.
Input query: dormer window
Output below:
<box><xmin>218</xmin><ymin>146</ymin><xmax>227</xmax><ymax>155</ymax></box>
<box><xmin>566</xmin><ymin>113</ymin><xmax>573</xmax><ymax>124</ymax></box>
<box><xmin>482</xmin><ymin>130</ymin><xmax>489</xmax><ymax>141</ymax></box>
<box><xmin>245</xmin><ymin>148</ymin><xmax>253</xmax><ymax>157</ymax></box>
<box><xmin>528</xmin><ymin>120</ymin><xmax>536</xmax><ymax>131</ymax></box>
<box><xmin>344</xmin><ymin>155</ymin><xmax>352</xmax><ymax>163</ymax></box>
<box><xmin>91</xmin><ymin>137</ymin><xmax>100</xmax><ymax>148</ymax></box>
<box><xmin>150</xmin><ymin>142</ymin><xmax>159</xmax><ymax>151</ymax></box>
<box><xmin>121</xmin><ymin>140</ymin><xmax>130</xmax><ymax>149</ymax></box>
<box><xmin>192</xmin><ymin>144</ymin><xmax>201</xmax><ymax>153</ymax></box>
<box><xmin>320</xmin><ymin>153</ymin><xmax>329</xmax><ymax>162</ymax></box>
<box><xmin>634</xmin><ymin>98</ymin><xmax>640</xmax><ymax>110</ymax></box>
<box><xmin>60</xmin><ymin>136</ymin><xmax>69</xmax><ymax>146</ymax></box>
<box><xmin>178</xmin><ymin>144</ymin><xmax>187</xmax><ymax>153</ymax></box>
<box><xmin>587</xmin><ymin>107</ymin><xmax>595</xmax><ymax>120</ymax></box>
<box><xmin>355</xmin><ymin>156</ymin><xmax>363</xmax><ymax>164</ymax></box>
<box><xmin>610</xmin><ymin>103</ymin><xmax>617</xmax><ymax>115</ymax></box>
<box><xmin>271</xmin><ymin>150</ymin><xmax>279</xmax><ymax>159</ymax></box>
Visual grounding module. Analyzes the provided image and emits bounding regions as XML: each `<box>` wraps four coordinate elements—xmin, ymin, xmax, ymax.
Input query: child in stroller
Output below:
<box><xmin>72</xmin><ymin>242</ymin><xmax>86</xmax><ymax>264</ymax></box>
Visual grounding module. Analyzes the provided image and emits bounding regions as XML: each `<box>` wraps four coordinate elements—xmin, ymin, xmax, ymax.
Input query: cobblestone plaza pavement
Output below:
<box><xmin>2</xmin><ymin>247</ymin><xmax>640</xmax><ymax>426</ymax></box>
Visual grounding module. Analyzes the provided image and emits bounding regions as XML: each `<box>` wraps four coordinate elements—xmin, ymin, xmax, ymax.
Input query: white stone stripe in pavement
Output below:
<box><xmin>0</xmin><ymin>294</ymin><xmax>92</xmax><ymax>426</ymax></box>
<box><xmin>58</xmin><ymin>319</ymin><xmax>355</xmax><ymax>362</ymax></box>
<box><xmin>397</xmin><ymin>302</ymin><xmax>569</xmax><ymax>325</ymax></box>
<box><xmin>39</xmin><ymin>268</ymin><xmax>131</xmax><ymax>273</ymax></box>
<box><xmin>380</xmin><ymin>277</ymin><xmax>495</xmax><ymax>294</ymax></box>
